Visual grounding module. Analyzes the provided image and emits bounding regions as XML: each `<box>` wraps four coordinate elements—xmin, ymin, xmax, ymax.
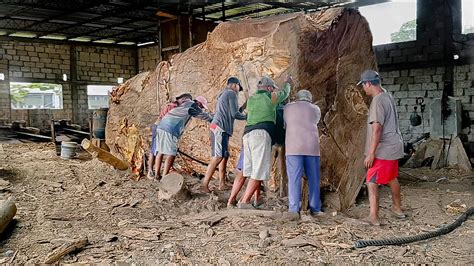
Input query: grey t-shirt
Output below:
<box><xmin>211</xmin><ymin>88</ymin><xmax>246</xmax><ymax>136</ymax></box>
<box><xmin>365</xmin><ymin>91</ymin><xmax>404</xmax><ymax>160</ymax></box>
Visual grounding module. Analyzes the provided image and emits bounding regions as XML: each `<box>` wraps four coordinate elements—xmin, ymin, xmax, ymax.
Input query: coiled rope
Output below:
<box><xmin>354</xmin><ymin>207</ymin><xmax>474</xmax><ymax>248</ymax></box>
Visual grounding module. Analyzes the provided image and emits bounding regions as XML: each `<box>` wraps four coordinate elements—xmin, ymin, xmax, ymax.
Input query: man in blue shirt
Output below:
<box><xmin>202</xmin><ymin>77</ymin><xmax>247</xmax><ymax>193</ymax></box>
<box><xmin>153</xmin><ymin>96</ymin><xmax>212</xmax><ymax>179</ymax></box>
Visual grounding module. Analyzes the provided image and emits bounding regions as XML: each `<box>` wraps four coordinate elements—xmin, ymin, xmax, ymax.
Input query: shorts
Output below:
<box><xmin>236</xmin><ymin>147</ymin><xmax>244</xmax><ymax>171</ymax></box>
<box><xmin>366</xmin><ymin>158</ymin><xmax>399</xmax><ymax>185</ymax></box>
<box><xmin>210</xmin><ymin>123</ymin><xmax>230</xmax><ymax>158</ymax></box>
<box><xmin>243</xmin><ymin>129</ymin><xmax>272</xmax><ymax>181</ymax></box>
<box><xmin>154</xmin><ymin>128</ymin><xmax>178</xmax><ymax>156</ymax></box>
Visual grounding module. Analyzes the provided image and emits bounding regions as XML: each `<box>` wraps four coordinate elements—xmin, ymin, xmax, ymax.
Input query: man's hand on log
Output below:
<box><xmin>239</xmin><ymin>100</ymin><xmax>247</xmax><ymax>113</ymax></box>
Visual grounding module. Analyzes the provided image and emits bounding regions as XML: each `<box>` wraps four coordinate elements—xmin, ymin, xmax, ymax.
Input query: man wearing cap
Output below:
<box><xmin>283</xmin><ymin>90</ymin><xmax>323</xmax><ymax>220</ymax></box>
<box><xmin>202</xmin><ymin>77</ymin><xmax>247</xmax><ymax>193</ymax></box>
<box><xmin>358</xmin><ymin>70</ymin><xmax>405</xmax><ymax>226</ymax></box>
<box><xmin>238</xmin><ymin>75</ymin><xmax>292</xmax><ymax>209</ymax></box>
<box><xmin>159</xmin><ymin>92</ymin><xmax>192</xmax><ymax>119</ymax></box>
<box><xmin>153</xmin><ymin>95</ymin><xmax>212</xmax><ymax>179</ymax></box>
<box><xmin>147</xmin><ymin>92</ymin><xmax>192</xmax><ymax>179</ymax></box>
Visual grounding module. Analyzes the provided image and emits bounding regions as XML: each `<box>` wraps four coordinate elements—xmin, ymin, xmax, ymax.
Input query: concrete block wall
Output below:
<box><xmin>75</xmin><ymin>46</ymin><xmax>137</xmax><ymax>126</ymax></box>
<box><xmin>0</xmin><ymin>41</ymin><xmax>72</xmax><ymax>128</ymax></box>
<box><xmin>0</xmin><ymin>40</ymin><xmax>137</xmax><ymax>129</ymax></box>
<box><xmin>371</xmin><ymin>0</ymin><xmax>474</xmax><ymax>146</ymax></box>
<box><xmin>375</xmin><ymin>39</ymin><xmax>474</xmax><ymax>143</ymax></box>
<box><xmin>76</xmin><ymin>46</ymin><xmax>136</xmax><ymax>83</ymax></box>
<box><xmin>1</xmin><ymin>42</ymin><xmax>70</xmax><ymax>80</ymax></box>
<box><xmin>380</xmin><ymin>66</ymin><xmax>443</xmax><ymax>140</ymax></box>
<box><xmin>138</xmin><ymin>44</ymin><xmax>161</xmax><ymax>72</ymax></box>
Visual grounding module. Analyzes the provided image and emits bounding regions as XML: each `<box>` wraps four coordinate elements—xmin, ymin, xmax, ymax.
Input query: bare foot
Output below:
<box><xmin>361</xmin><ymin>216</ymin><xmax>381</xmax><ymax>226</ymax></box>
<box><xmin>146</xmin><ymin>171</ymin><xmax>155</xmax><ymax>180</ymax></box>
<box><xmin>201</xmin><ymin>185</ymin><xmax>212</xmax><ymax>193</ymax></box>
<box><xmin>218</xmin><ymin>184</ymin><xmax>232</xmax><ymax>191</ymax></box>
<box><xmin>390</xmin><ymin>208</ymin><xmax>407</xmax><ymax>219</ymax></box>
<box><xmin>227</xmin><ymin>198</ymin><xmax>237</xmax><ymax>206</ymax></box>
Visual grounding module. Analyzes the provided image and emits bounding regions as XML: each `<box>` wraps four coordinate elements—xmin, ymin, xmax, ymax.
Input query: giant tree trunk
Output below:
<box><xmin>106</xmin><ymin>8</ymin><xmax>376</xmax><ymax>210</ymax></box>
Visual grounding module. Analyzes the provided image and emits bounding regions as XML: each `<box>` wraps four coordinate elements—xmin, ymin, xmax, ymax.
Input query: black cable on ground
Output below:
<box><xmin>354</xmin><ymin>207</ymin><xmax>474</xmax><ymax>248</ymax></box>
<box><xmin>177</xmin><ymin>149</ymin><xmax>208</xmax><ymax>166</ymax></box>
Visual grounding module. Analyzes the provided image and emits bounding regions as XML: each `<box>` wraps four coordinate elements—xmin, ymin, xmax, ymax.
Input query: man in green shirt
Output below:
<box><xmin>238</xmin><ymin>75</ymin><xmax>292</xmax><ymax>209</ymax></box>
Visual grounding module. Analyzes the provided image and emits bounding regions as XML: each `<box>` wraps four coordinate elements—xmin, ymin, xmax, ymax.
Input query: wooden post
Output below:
<box><xmin>88</xmin><ymin>115</ymin><xmax>93</xmax><ymax>140</ymax></box>
<box><xmin>70</xmin><ymin>44</ymin><xmax>78</xmax><ymax>125</ymax></box>
<box><xmin>221</xmin><ymin>0</ymin><xmax>225</xmax><ymax>21</ymax></box>
<box><xmin>158</xmin><ymin>19</ymin><xmax>163</xmax><ymax>62</ymax></box>
<box><xmin>92</xmin><ymin>137</ymin><xmax>110</xmax><ymax>152</ymax></box>
<box><xmin>50</xmin><ymin>119</ymin><xmax>56</xmax><ymax>144</ymax></box>
<box><xmin>177</xmin><ymin>15</ymin><xmax>182</xmax><ymax>53</ymax></box>
<box><xmin>188</xmin><ymin>9</ymin><xmax>193</xmax><ymax>48</ymax></box>
<box><xmin>81</xmin><ymin>139</ymin><xmax>129</xmax><ymax>170</ymax></box>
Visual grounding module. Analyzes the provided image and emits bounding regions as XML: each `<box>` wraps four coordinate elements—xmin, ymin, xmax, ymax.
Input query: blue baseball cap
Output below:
<box><xmin>357</xmin><ymin>70</ymin><xmax>381</xmax><ymax>85</ymax></box>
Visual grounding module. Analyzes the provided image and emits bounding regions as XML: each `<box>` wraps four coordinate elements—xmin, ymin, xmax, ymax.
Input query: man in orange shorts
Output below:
<box><xmin>358</xmin><ymin>70</ymin><xmax>406</xmax><ymax>226</ymax></box>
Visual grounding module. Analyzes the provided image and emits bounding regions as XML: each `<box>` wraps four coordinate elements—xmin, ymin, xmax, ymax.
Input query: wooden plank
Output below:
<box><xmin>14</xmin><ymin>131</ymin><xmax>52</xmax><ymax>141</ymax></box>
<box><xmin>178</xmin><ymin>14</ymin><xmax>182</xmax><ymax>52</ymax></box>
<box><xmin>161</xmin><ymin>45</ymin><xmax>180</xmax><ymax>52</ymax></box>
<box><xmin>63</xmin><ymin>128</ymin><xmax>90</xmax><ymax>136</ymax></box>
<box><xmin>81</xmin><ymin>139</ymin><xmax>129</xmax><ymax>170</ymax></box>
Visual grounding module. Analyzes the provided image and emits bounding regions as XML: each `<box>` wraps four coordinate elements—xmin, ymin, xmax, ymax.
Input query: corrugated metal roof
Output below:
<box><xmin>0</xmin><ymin>0</ymin><xmax>388</xmax><ymax>46</ymax></box>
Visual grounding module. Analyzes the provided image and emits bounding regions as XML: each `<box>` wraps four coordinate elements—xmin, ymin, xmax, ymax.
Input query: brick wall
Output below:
<box><xmin>0</xmin><ymin>41</ymin><xmax>72</xmax><ymax>128</ymax></box>
<box><xmin>373</xmin><ymin>0</ymin><xmax>474</xmax><ymax>144</ymax></box>
<box><xmin>138</xmin><ymin>44</ymin><xmax>161</xmax><ymax>72</ymax></box>
<box><xmin>75</xmin><ymin>46</ymin><xmax>137</xmax><ymax>126</ymax></box>
<box><xmin>76</xmin><ymin>46</ymin><xmax>136</xmax><ymax>83</ymax></box>
<box><xmin>0</xmin><ymin>40</ymin><xmax>137</xmax><ymax>129</ymax></box>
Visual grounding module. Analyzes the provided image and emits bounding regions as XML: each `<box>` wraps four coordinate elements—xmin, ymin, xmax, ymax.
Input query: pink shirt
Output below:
<box><xmin>283</xmin><ymin>101</ymin><xmax>321</xmax><ymax>156</ymax></box>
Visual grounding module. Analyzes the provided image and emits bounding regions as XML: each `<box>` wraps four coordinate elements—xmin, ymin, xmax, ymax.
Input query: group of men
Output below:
<box><xmin>148</xmin><ymin>70</ymin><xmax>406</xmax><ymax>224</ymax></box>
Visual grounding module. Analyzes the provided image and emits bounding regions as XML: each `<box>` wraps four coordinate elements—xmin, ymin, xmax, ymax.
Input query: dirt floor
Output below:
<box><xmin>0</xmin><ymin>142</ymin><xmax>473</xmax><ymax>264</ymax></box>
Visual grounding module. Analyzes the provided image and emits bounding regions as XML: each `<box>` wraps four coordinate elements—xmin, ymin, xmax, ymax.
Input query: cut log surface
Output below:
<box><xmin>106</xmin><ymin>8</ymin><xmax>376</xmax><ymax>210</ymax></box>
<box><xmin>0</xmin><ymin>197</ymin><xmax>17</xmax><ymax>234</ymax></box>
<box><xmin>158</xmin><ymin>172</ymin><xmax>190</xmax><ymax>201</ymax></box>
<box><xmin>81</xmin><ymin>139</ymin><xmax>129</xmax><ymax>170</ymax></box>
